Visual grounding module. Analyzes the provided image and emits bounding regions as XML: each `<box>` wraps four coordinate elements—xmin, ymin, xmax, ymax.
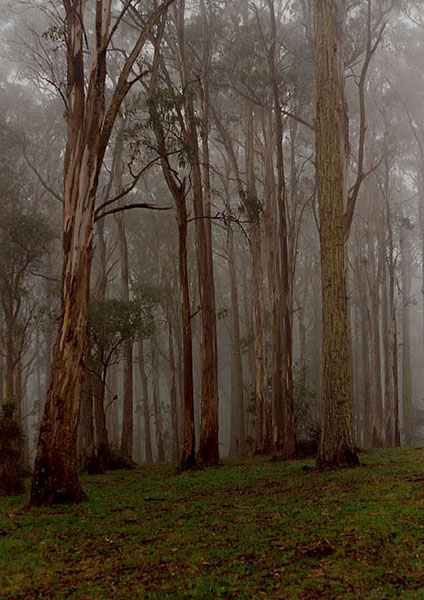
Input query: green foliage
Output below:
<box><xmin>0</xmin><ymin>212</ymin><xmax>55</xmax><ymax>289</ymax></box>
<box><xmin>2</xmin><ymin>450</ymin><xmax>424</xmax><ymax>597</ymax></box>
<box><xmin>88</xmin><ymin>298</ymin><xmax>155</xmax><ymax>352</ymax></box>
<box><xmin>0</xmin><ymin>399</ymin><xmax>24</xmax><ymax>496</ymax></box>
<box><xmin>146</xmin><ymin>87</ymin><xmax>201</xmax><ymax>168</ymax></box>
<box><xmin>42</xmin><ymin>25</ymin><xmax>66</xmax><ymax>43</ymax></box>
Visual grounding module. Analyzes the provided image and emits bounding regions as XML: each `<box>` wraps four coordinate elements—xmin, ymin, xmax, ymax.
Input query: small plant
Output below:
<box><xmin>0</xmin><ymin>399</ymin><xmax>25</xmax><ymax>496</ymax></box>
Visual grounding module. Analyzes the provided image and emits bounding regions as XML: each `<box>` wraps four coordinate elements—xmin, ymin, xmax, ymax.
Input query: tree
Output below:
<box><xmin>88</xmin><ymin>297</ymin><xmax>154</xmax><ymax>471</ymax></box>
<box><xmin>30</xmin><ymin>0</ymin><xmax>176</xmax><ymax>507</ymax></box>
<box><xmin>314</xmin><ymin>0</ymin><xmax>359</xmax><ymax>468</ymax></box>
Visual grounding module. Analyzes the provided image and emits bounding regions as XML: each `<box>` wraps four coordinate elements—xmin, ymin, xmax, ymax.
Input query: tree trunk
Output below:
<box><xmin>314</xmin><ymin>0</ymin><xmax>359</xmax><ymax>469</ymax></box>
<box><xmin>243</xmin><ymin>105</ymin><xmax>269</xmax><ymax>456</ymax></box>
<box><xmin>382</xmin><ymin>256</ymin><xmax>394</xmax><ymax>447</ymax></box>
<box><xmin>30</xmin><ymin>0</ymin><xmax>175</xmax><ymax>507</ymax></box>
<box><xmin>147</xmin><ymin>47</ymin><xmax>195</xmax><ymax>468</ymax></box>
<box><xmin>138</xmin><ymin>339</ymin><xmax>153</xmax><ymax>464</ymax></box>
<box><xmin>174</xmin><ymin>2</ymin><xmax>219</xmax><ymax>467</ymax></box>
<box><xmin>78</xmin><ymin>372</ymin><xmax>95</xmax><ymax>472</ymax></box>
<box><xmin>151</xmin><ymin>335</ymin><xmax>165</xmax><ymax>462</ymax></box>
<box><xmin>168</xmin><ymin>318</ymin><xmax>180</xmax><ymax>462</ymax></box>
<box><xmin>267</xmin><ymin>1</ymin><xmax>296</xmax><ymax>458</ymax></box>
<box><xmin>386</xmin><ymin>188</ymin><xmax>401</xmax><ymax>447</ymax></box>
<box><xmin>401</xmin><ymin>222</ymin><xmax>413</xmax><ymax>445</ymax></box>
<box><xmin>224</xmin><ymin>182</ymin><xmax>246</xmax><ymax>457</ymax></box>
<box><xmin>366</xmin><ymin>216</ymin><xmax>384</xmax><ymax>447</ymax></box>
<box><xmin>114</xmin><ymin>128</ymin><xmax>134</xmax><ymax>463</ymax></box>
<box><xmin>30</xmin><ymin>0</ymin><xmax>109</xmax><ymax>506</ymax></box>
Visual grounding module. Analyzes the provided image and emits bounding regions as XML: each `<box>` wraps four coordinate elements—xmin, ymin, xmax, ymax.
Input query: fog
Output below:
<box><xmin>0</xmin><ymin>0</ymin><xmax>424</xmax><ymax>478</ymax></box>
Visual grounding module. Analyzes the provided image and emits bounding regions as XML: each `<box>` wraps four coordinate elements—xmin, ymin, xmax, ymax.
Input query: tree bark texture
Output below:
<box><xmin>151</xmin><ymin>334</ymin><xmax>165</xmax><ymax>462</ymax></box>
<box><xmin>176</xmin><ymin>2</ymin><xmax>219</xmax><ymax>467</ymax></box>
<box><xmin>314</xmin><ymin>0</ymin><xmax>359</xmax><ymax>469</ymax></box>
<box><xmin>138</xmin><ymin>339</ymin><xmax>153</xmax><ymax>464</ymax></box>
<box><xmin>30</xmin><ymin>0</ymin><xmax>175</xmax><ymax>505</ymax></box>
<box><xmin>401</xmin><ymin>222</ymin><xmax>413</xmax><ymax>445</ymax></box>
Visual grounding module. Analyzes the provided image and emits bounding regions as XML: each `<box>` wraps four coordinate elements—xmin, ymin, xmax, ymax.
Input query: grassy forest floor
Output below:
<box><xmin>2</xmin><ymin>449</ymin><xmax>424</xmax><ymax>599</ymax></box>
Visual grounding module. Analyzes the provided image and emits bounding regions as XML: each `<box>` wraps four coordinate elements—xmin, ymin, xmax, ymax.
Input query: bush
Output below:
<box><xmin>0</xmin><ymin>399</ymin><xmax>25</xmax><ymax>495</ymax></box>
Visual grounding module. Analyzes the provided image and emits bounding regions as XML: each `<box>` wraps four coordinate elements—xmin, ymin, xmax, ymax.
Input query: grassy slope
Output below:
<box><xmin>1</xmin><ymin>449</ymin><xmax>424</xmax><ymax>599</ymax></box>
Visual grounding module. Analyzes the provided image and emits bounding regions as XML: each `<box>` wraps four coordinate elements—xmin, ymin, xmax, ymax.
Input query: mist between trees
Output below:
<box><xmin>0</xmin><ymin>0</ymin><xmax>423</xmax><ymax>504</ymax></box>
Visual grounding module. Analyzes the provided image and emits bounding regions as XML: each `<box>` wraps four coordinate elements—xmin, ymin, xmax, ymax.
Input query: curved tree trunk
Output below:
<box><xmin>30</xmin><ymin>0</ymin><xmax>174</xmax><ymax>506</ymax></box>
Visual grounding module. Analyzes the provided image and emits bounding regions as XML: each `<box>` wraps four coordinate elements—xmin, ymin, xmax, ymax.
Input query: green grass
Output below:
<box><xmin>2</xmin><ymin>448</ymin><xmax>424</xmax><ymax>598</ymax></box>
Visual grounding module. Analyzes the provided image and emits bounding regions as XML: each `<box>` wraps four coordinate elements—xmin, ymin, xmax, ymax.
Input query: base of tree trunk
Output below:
<box><xmin>179</xmin><ymin>450</ymin><xmax>196</xmax><ymax>472</ymax></box>
<box><xmin>29</xmin><ymin>470</ymin><xmax>87</xmax><ymax>507</ymax></box>
<box><xmin>196</xmin><ymin>443</ymin><xmax>219</xmax><ymax>468</ymax></box>
<box><xmin>316</xmin><ymin>447</ymin><xmax>360</xmax><ymax>470</ymax></box>
<box><xmin>271</xmin><ymin>447</ymin><xmax>298</xmax><ymax>462</ymax></box>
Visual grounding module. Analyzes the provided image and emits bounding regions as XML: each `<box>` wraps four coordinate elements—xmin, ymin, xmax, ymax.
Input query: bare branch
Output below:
<box><xmin>95</xmin><ymin>203</ymin><xmax>172</xmax><ymax>222</ymax></box>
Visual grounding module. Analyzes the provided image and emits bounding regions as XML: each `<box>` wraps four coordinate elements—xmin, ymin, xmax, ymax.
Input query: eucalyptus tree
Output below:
<box><xmin>314</xmin><ymin>0</ymin><xmax>360</xmax><ymax>468</ymax></box>
<box><xmin>30</xmin><ymin>0</ymin><xmax>176</xmax><ymax>507</ymax></box>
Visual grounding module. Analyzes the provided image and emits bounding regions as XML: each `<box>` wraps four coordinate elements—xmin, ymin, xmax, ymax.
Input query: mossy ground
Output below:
<box><xmin>2</xmin><ymin>448</ymin><xmax>424</xmax><ymax>599</ymax></box>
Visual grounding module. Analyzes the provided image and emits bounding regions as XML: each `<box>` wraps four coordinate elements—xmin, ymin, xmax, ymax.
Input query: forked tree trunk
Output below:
<box><xmin>314</xmin><ymin>0</ymin><xmax>359</xmax><ymax>469</ymax></box>
<box><xmin>30</xmin><ymin>0</ymin><xmax>175</xmax><ymax>506</ymax></box>
<box><xmin>31</xmin><ymin>7</ymin><xmax>100</xmax><ymax>499</ymax></box>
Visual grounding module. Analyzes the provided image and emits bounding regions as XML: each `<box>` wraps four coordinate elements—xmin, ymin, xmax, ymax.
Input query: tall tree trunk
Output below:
<box><xmin>314</xmin><ymin>0</ymin><xmax>359</xmax><ymax>468</ymax></box>
<box><xmin>176</xmin><ymin>2</ymin><xmax>219</xmax><ymax>467</ymax></box>
<box><xmin>78</xmin><ymin>372</ymin><xmax>95</xmax><ymax>472</ymax></box>
<box><xmin>382</xmin><ymin>256</ymin><xmax>394</xmax><ymax>447</ymax></box>
<box><xmin>224</xmin><ymin>183</ymin><xmax>245</xmax><ymax>456</ymax></box>
<box><xmin>168</xmin><ymin>318</ymin><xmax>180</xmax><ymax>462</ymax></box>
<box><xmin>244</xmin><ymin>105</ymin><xmax>269</xmax><ymax>456</ymax></box>
<box><xmin>113</xmin><ymin>128</ymin><xmax>134</xmax><ymax>463</ymax></box>
<box><xmin>151</xmin><ymin>335</ymin><xmax>165</xmax><ymax>462</ymax></box>
<box><xmin>267</xmin><ymin>0</ymin><xmax>296</xmax><ymax>459</ymax></box>
<box><xmin>147</xmin><ymin>40</ymin><xmax>195</xmax><ymax>469</ymax></box>
<box><xmin>92</xmin><ymin>358</ymin><xmax>109</xmax><ymax>471</ymax></box>
<box><xmin>138</xmin><ymin>339</ymin><xmax>153</xmax><ymax>464</ymax></box>
<box><xmin>401</xmin><ymin>222</ymin><xmax>413</xmax><ymax>445</ymax></box>
<box><xmin>367</xmin><ymin>217</ymin><xmax>384</xmax><ymax>447</ymax></box>
<box><xmin>30</xmin><ymin>0</ymin><xmax>175</xmax><ymax>507</ymax></box>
